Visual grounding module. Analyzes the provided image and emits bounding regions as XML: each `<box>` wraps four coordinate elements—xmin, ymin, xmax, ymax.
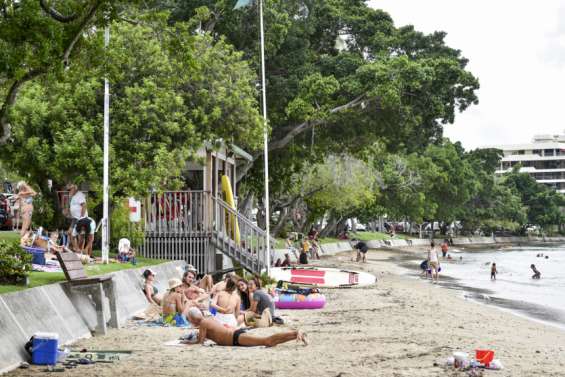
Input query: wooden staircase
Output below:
<box><xmin>210</xmin><ymin>198</ymin><xmax>268</xmax><ymax>274</ymax></box>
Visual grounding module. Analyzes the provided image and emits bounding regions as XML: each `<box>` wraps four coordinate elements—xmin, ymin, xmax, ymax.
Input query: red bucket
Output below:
<box><xmin>475</xmin><ymin>349</ymin><xmax>494</xmax><ymax>366</ymax></box>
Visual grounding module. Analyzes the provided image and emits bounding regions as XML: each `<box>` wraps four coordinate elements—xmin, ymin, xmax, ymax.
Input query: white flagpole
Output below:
<box><xmin>259</xmin><ymin>0</ymin><xmax>270</xmax><ymax>275</ymax></box>
<box><xmin>102</xmin><ymin>24</ymin><xmax>110</xmax><ymax>263</ymax></box>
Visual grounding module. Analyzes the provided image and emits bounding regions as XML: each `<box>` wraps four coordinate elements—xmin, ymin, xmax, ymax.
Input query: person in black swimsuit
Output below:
<box><xmin>186</xmin><ymin>308</ymin><xmax>308</xmax><ymax>347</ymax></box>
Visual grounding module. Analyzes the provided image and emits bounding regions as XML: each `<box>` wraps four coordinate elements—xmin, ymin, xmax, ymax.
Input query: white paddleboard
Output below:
<box><xmin>269</xmin><ymin>266</ymin><xmax>376</xmax><ymax>288</ymax></box>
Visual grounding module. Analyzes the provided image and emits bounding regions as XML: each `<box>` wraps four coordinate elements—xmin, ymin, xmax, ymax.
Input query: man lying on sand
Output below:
<box><xmin>187</xmin><ymin>308</ymin><xmax>308</xmax><ymax>347</ymax></box>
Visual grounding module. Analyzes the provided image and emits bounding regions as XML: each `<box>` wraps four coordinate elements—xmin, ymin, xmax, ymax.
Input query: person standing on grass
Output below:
<box><xmin>65</xmin><ymin>184</ymin><xmax>87</xmax><ymax>251</ymax></box>
<box><xmin>14</xmin><ymin>181</ymin><xmax>36</xmax><ymax>236</ymax></box>
<box><xmin>427</xmin><ymin>241</ymin><xmax>440</xmax><ymax>283</ymax></box>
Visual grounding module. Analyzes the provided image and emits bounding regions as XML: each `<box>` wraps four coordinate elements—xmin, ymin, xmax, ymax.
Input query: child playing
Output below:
<box><xmin>491</xmin><ymin>263</ymin><xmax>497</xmax><ymax>280</ymax></box>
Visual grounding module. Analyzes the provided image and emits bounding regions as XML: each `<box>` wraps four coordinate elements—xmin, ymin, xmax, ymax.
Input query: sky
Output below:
<box><xmin>368</xmin><ymin>0</ymin><xmax>565</xmax><ymax>149</ymax></box>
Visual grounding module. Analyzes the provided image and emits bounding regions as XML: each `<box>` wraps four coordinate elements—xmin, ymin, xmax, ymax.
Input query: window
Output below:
<box><xmin>544</xmin><ymin>149</ymin><xmax>555</xmax><ymax>156</ymax></box>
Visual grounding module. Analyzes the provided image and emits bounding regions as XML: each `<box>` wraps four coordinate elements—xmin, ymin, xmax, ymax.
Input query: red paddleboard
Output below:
<box><xmin>269</xmin><ymin>266</ymin><xmax>376</xmax><ymax>288</ymax></box>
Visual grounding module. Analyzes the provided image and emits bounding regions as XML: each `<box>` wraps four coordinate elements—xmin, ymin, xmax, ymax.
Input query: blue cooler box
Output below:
<box><xmin>32</xmin><ymin>332</ymin><xmax>59</xmax><ymax>365</ymax></box>
<box><xmin>23</xmin><ymin>247</ymin><xmax>46</xmax><ymax>265</ymax></box>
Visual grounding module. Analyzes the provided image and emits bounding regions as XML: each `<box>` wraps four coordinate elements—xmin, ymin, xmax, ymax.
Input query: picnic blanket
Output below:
<box><xmin>32</xmin><ymin>260</ymin><xmax>62</xmax><ymax>273</ymax></box>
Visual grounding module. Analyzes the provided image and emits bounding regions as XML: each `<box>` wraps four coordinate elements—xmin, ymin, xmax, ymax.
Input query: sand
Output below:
<box><xmin>8</xmin><ymin>250</ymin><xmax>565</xmax><ymax>377</ymax></box>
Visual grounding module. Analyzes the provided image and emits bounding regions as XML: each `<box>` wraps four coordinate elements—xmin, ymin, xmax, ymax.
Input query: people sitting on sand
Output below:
<box><xmin>427</xmin><ymin>242</ymin><xmax>440</xmax><ymax>283</ymax></box>
<box><xmin>143</xmin><ymin>269</ymin><xmax>161</xmax><ymax>305</ymax></box>
<box><xmin>185</xmin><ymin>264</ymin><xmax>213</xmax><ymax>292</ymax></box>
<box><xmin>352</xmin><ymin>239</ymin><xmax>368</xmax><ymax>263</ymax></box>
<box><xmin>236</xmin><ymin>278</ymin><xmax>251</xmax><ymax>313</ymax></box>
<box><xmin>181</xmin><ymin>270</ymin><xmax>209</xmax><ymax>310</ymax></box>
<box><xmin>491</xmin><ymin>263</ymin><xmax>497</xmax><ymax>280</ymax></box>
<box><xmin>245</xmin><ymin>277</ymin><xmax>275</xmax><ymax>327</ymax></box>
<box><xmin>211</xmin><ymin>278</ymin><xmax>241</xmax><ymax>328</ymax></box>
<box><xmin>212</xmin><ymin>272</ymin><xmax>235</xmax><ymax>295</ymax></box>
<box><xmin>530</xmin><ymin>264</ymin><xmax>541</xmax><ymax>279</ymax></box>
<box><xmin>281</xmin><ymin>253</ymin><xmax>292</xmax><ymax>267</ymax></box>
<box><xmin>162</xmin><ymin>278</ymin><xmax>191</xmax><ymax>324</ymax></box>
<box><xmin>186</xmin><ymin>308</ymin><xmax>307</xmax><ymax>347</ymax></box>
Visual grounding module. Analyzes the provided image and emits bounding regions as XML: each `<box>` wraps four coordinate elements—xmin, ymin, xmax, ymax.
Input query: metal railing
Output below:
<box><xmin>211</xmin><ymin>197</ymin><xmax>268</xmax><ymax>273</ymax></box>
<box><xmin>143</xmin><ymin>191</ymin><xmax>210</xmax><ymax>236</ymax></box>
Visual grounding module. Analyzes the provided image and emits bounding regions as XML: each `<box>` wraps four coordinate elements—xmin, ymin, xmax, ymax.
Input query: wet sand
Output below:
<box><xmin>8</xmin><ymin>250</ymin><xmax>565</xmax><ymax>377</ymax></box>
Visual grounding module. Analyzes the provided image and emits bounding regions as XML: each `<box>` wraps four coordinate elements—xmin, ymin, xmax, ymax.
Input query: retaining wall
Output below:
<box><xmin>0</xmin><ymin>260</ymin><xmax>187</xmax><ymax>374</ymax></box>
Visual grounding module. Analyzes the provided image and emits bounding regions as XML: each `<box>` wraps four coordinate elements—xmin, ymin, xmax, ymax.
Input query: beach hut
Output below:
<box><xmin>140</xmin><ymin>142</ymin><xmax>268</xmax><ymax>274</ymax></box>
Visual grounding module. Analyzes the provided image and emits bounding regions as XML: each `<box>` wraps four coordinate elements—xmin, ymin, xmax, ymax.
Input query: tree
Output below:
<box><xmin>150</xmin><ymin>0</ymin><xmax>479</xmax><ymax>212</ymax></box>
<box><xmin>502</xmin><ymin>167</ymin><xmax>564</xmax><ymax>231</ymax></box>
<box><xmin>2</xmin><ymin>18</ymin><xmax>263</xmax><ymax>213</ymax></box>
<box><xmin>0</xmin><ymin>0</ymin><xmax>138</xmax><ymax>144</ymax></box>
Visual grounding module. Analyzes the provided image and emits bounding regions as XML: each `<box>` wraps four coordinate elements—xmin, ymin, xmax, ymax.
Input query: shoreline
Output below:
<box><xmin>379</xmin><ymin>247</ymin><xmax>565</xmax><ymax>331</ymax></box>
<box><xmin>6</xmin><ymin>250</ymin><xmax>565</xmax><ymax>376</ymax></box>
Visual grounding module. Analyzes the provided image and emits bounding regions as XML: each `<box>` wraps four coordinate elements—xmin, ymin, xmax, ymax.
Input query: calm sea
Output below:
<box><xmin>417</xmin><ymin>244</ymin><xmax>565</xmax><ymax>328</ymax></box>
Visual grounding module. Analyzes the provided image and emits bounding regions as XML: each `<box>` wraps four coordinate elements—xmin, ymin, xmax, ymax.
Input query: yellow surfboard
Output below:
<box><xmin>221</xmin><ymin>175</ymin><xmax>240</xmax><ymax>244</ymax></box>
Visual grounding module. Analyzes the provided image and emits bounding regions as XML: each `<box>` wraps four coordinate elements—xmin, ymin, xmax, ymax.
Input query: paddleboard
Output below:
<box><xmin>269</xmin><ymin>266</ymin><xmax>376</xmax><ymax>288</ymax></box>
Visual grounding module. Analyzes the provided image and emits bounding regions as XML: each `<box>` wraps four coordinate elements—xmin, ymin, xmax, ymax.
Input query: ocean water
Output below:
<box><xmin>420</xmin><ymin>245</ymin><xmax>565</xmax><ymax>326</ymax></box>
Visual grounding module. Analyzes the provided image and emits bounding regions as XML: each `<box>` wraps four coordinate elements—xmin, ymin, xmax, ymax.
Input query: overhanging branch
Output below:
<box><xmin>0</xmin><ymin>70</ymin><xmax>44</xmax><ymax>144</ymax></box>
<box><xmin>39</xmin><ymin>0</ymin><xmax>79</xmax><ymax>23</ymax></box>
<box><xmin>266</xmin><ymin>93</ymin><xmax>367</xmax><ymax>155</ymax></box>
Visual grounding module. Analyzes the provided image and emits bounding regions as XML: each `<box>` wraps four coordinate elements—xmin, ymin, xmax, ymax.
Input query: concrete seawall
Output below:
<box><xmin>273</xmin><ymin>235</ymin><xmax>565</xmax><ymax>261</ymax></box>
<box><xmin>0</xmin><ymin>260</ymin><xmax>187</xmax><ymax>374</ymax></box>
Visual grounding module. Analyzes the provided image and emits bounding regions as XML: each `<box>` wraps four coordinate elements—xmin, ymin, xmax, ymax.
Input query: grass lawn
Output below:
<box><xmin>0</xmin><ymin>231</ymin><xmax>165</xmax><ymax>295</ymax></box>
<box><xmin>0</xmin><ymin>231</ymin><xmax>21</xmax><ymax>242</ymax></box>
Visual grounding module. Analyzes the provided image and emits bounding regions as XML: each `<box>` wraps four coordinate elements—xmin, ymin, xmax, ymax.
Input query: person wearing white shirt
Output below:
<box><xmin>65</xmin><ymin>184</ymin><xmax>88</xmax><ymax>252</ymax></box>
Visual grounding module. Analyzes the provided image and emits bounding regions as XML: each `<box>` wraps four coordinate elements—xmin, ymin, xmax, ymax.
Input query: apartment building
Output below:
<box><xmin>493</xmin><ymin>133</ymin><xmax>565</xmax><ymax>193</ymax></box>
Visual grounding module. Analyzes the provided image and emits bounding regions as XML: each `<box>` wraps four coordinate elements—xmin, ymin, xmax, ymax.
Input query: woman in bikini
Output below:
<box><xmin>14</xmin><ymin>181</ymin><xmax>36</xmax><ymax>236</ymax></box>
<box><xmin>143</xmin><ymin>269</ymin><xmax>161</xmax><ymax>305</ymax></box>
<box><xmin>162</xmin><ymin>278</ymin><xmax>191</xmax><ymax>324</ymax></box>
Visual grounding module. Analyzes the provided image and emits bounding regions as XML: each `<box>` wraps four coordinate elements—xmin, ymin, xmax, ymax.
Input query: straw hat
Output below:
<box><xmin>168</xmin><ymin>278</ymin><xmax>183</xmax><ymax>290</ymax></box>
<box><xmin>186</xmin><ymin>264</ymin><xmax>197</xmax><ymax>273</ymax></box>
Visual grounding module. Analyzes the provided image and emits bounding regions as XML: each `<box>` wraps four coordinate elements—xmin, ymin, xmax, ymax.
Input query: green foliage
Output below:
<box><xmin>3</xmin><ymin>18</ymin><xmax>263</xmax><ymax>198</ymax></box>
<box><xmin>502</xmin><ymin>168</ymin><xmax>564</xmax><ymax>230</ymax></box>
<box><xmin>110</xmin><ymin>198</ymin><xmax>144</xmax><ymax>249</ymax></box>
<box><xmin>0</xmin><ymin>240</ymin><xmax>32</xmax><ymax>284</ymax></box>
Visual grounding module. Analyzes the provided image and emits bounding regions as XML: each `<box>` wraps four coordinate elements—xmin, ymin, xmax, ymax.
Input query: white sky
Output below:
<box><xmin>368</xmin><ymin>0</ymin><xmax>565</xmax><ymax>149</ymax></box>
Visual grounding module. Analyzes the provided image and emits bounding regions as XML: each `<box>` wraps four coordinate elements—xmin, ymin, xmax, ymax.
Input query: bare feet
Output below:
<box><xmin>296</xmin><ymin>330</ymin><xmax>308</xmax><ymax>346</ymax></box>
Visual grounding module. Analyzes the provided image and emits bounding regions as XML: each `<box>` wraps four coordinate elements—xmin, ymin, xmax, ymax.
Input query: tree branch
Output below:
<box><xmin>63</xmin><ymin>0</ymin><xmax>101</xmax><ymax>67</ymax></box>
<box><xmin>266</xmin><ymin>93</ymin><xmax>367</xmax><ymax>154</ymax></box>
<box><xmin>39</xmin><ymin>0</ymin><xmax>80</xmax><ymax>23</ymax></box>
<box><xmin>0</xmin><ymin>70</ymin><xmax>44</xmax><ymax>144</ymax></box>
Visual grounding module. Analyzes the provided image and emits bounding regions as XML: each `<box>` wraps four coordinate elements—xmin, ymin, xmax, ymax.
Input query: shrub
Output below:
<box><xmin>111</xmin><ymin>198</ymin><xmax>144</xmax><ymax>250</ymax></box>
<box><xmin>0</xmin><ymin>240</ymin><xmax>32</xmax><ymax>284</ymax></box>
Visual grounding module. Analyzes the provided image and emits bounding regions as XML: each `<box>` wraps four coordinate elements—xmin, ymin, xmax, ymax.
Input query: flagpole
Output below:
<box><xmin>259</xmin><ymin>0</ymin><xmax>271</xmax><ymax>275</ymax></box>
<box><xmin>102</xmin><ymin>24</ymin><xmax>110</xmax><ymax>264</ymax></box>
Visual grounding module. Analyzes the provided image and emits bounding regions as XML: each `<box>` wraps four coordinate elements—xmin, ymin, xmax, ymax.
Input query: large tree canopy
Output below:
<box><xmin>2</xmin><ymin>18</ymin><xmax>263</xmax><ymax>197</ymax></box>
<box><xmin>157</xmin><ymin>1</ymin><xmax>479</xmax><ymax>193</ymax></box>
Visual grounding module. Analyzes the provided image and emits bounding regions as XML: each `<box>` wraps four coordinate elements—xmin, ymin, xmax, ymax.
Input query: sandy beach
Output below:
<box><xmin>7</xmin><ymin>250</ymin><xmax>565</xmax><ymax>377</ymax></box>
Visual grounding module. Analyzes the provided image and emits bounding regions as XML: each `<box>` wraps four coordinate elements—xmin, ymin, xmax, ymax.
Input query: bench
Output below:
<box><xmin>56</xmin><ymin>252</ymin><xmax>119</xmax><ymax>335</ymax></box>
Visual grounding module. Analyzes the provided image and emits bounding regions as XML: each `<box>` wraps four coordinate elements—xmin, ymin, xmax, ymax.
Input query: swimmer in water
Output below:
<box><xmin>530</xmin><ymin>264</ymin><xmax>541</xmax><ymax>279</ymax></box>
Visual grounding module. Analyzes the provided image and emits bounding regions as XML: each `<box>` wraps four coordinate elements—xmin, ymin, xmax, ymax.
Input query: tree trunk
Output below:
<box><xmin>272</xmin><ymin>207</ymin><xmax>290</xmax><ymax>237</ymax></box>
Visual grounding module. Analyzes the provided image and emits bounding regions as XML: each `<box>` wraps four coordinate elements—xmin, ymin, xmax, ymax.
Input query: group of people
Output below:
<box><xmin>283</xmin><ymin>227</ymin><xmax>322</xmax><ymax>265</ymax></box>
<box><xmin>420</xmin><ymin>241</ymin><xmax>448</xmax><ymax>283</ymax></box>
<box><xmin>15</xmin><ymin>182</ymin><xmax>97</xmax><ymax>257</ymax></box>
<box><xmin>142</xmin><ymin>265</ymin><xmax>307</xmax><ymax>347</ymax></box>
